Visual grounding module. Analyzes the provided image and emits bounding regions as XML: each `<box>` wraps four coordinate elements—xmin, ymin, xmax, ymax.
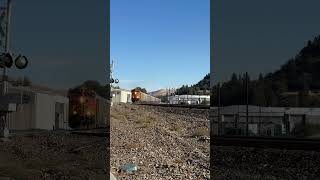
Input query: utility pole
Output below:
<box><xmin>246</xmin><ymin>72</ymin><xmax>249</xmax><ymax>136</ymax></box>
<box><xmin>1</xmin><ymin>0</ymin><xmax>12</xmax><ymax>92</ymax></box>
<box><xmin>217</xmin><ymin>82</ymin><xmax>221</xmax><ymax>135</ymax></box>
<box><xmin>166</xmin><ymin>88</ymin><xmax>170</xmax><ymax>104</ymax></box>
<box><xmin>0</xmin><ymin>0</ymin><xmax>12</xmax><ymax>138</ymax></box>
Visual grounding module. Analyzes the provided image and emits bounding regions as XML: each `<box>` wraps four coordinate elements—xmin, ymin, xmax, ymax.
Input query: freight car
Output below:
<box><xmin>68</xmin><ymin>88</ymin><xmax>108</xmax><ymax>129</ymax></box>
<box><xmin>131</xmin><ymin>89</ymin><xmax>161</xmax><ymax>103</ymax></box>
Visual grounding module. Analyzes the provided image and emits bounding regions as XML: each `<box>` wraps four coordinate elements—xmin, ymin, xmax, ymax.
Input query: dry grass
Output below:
<box><xmin>169</xmin><ymin>124</ymin><xmax>182</xmax><ymax>132</ymax></box>
<box><xmin>111</xmin><ymin>112</ymin><xmax>127</xmax><ymax>120</ymax></box>
<box><xmin>135</xmin><ymin>114</ymin><xmax>158</xmax><ymax>128</ymax></box>
<box><xmin>125</xmin><ymin>142</ymin><xmax>142</xmax><ymax>150</ymax></box>
<box><xmin>111</xmin><ymin>105</ymin><xmax>133</xmax><ymax>121</ymax></box>
<box><xmin>192</xmin><ymin>127</ymin><xmax>209</xmax><ymax>137</ymax></box>
<box><xmin>173</xmin><ymin>158</ymin><xmax>184</xmax><ymax>164</ymax></box>
<box><xmin>136</xmin><ymin>116</ymin><xmax>151</xmax><ymax>124</ymax></box>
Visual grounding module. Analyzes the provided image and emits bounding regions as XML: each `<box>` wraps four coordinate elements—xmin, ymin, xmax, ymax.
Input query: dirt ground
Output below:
<box><xmin>1</xmin><ymin>103</ymin><xmax>319</xmax><ymax>180</ymax></box>
<box><xmin>110</xmin><ymin>104</ymin><xmax>210</xmax><ymax>180</ymax></box>
<box><xmin>0</xmin><ymin>103</ymin><xmax>211</xmax><ymax>180</ymax></box>
<box><xmin>211</xmin><ymin>144</ymin><xmax>320</xmax><ymax>180</ymax></box>
<box><xmin>0</xmin><ymin>131</ymin><xmax>108</xmax><ymax>180</ymax></box>
<box><xmin>110</xmin><ymin>104</ymin><xmax>320</xmax><ymax>180</ymax></box>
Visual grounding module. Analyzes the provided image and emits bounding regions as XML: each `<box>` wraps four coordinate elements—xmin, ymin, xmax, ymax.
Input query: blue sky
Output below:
<box><xmin>8</xmin><ymin>0</ymin><xmax>108</xmax><ymax>89</ymax></box>
<box><xmin>212</xmin><ymin>0</ymin><xmax>320</xmax><ymax>84</ymax></box>
<box><xmin>7</xmin><ymin>0</ymin><xmax>320</xmax><ymax>91</ymax></box>
<box><xmin>111</xmin><ymin>0</ymin><xmax>210</xmax><ymax>92</ymax></box>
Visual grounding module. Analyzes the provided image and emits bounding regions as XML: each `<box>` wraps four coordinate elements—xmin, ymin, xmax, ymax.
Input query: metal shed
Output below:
<box><xmin>111</xmin><ymin>88</ymin><xmax>132</xmax><ymax>103</ymax></box>
<box><xmin>7</xmin><ymin>85</ymin><xmax>69</xmax><ymax>130</ymax></box>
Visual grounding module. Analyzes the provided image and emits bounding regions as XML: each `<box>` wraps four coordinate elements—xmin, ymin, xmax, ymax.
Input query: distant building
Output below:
<box><xmin>3</xmin><ymin>85</ymin><xmax>70</xmax><ymax>130</ymax></box>
<box><xmin>111</xmin><ymin>88</ymin><xmax>132</xmax><ymax>104</ymax></box>
<box><xmin>168</xmin><ymin>95</ymin><xmax>210</xmax><ymax>105</ymax></box>
<box><xmin>210</xmin><ymin>105</ymin><xmax>320</xmax><ymax>137</ymax></box>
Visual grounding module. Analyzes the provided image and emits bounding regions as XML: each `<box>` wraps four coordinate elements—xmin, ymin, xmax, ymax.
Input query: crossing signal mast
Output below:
<box><xmin>110</xmin><ymin>59</ymin><xmax>119</xmax><ymax>84</ymax></box>
<box><xmin>109</xmin><ymin>59</ymin><xmax>119</xmax><ymax>106</ymax></box>
<box><xmin>0</xmin><ymin>0</ymin><xmax>29</xmax><ymax>137</ymax></box>
<box><xmin>0</xmin><ymin>0</ymin><xmax>29</xmax><ymax>83</ymax></box>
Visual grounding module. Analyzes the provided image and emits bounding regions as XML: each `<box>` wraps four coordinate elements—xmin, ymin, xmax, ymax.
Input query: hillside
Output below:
<box><xmin>149</xmin><ymin>89</ymin><xmax>172</xmax><ymax>97</ymax></box>
<box><xmin>212</xmin><ymin>34</ymin><xmax>320</xmax><ymax>107</ymax></box>
<box><xmin>175</xmin><ymin>73</ymin><xmax>210</xmax><ymax>95</ymax></box>
<box><xmin>194</xmin><ymin>73</ymin><xmax>210</xmax><ymax>89</ymax></box>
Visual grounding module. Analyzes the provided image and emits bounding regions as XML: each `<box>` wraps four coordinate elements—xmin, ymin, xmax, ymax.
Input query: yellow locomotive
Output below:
<box><xmin>131</xmin><ymin>89</ymin><xmax>161</xmax><ymax>103</ymax></box>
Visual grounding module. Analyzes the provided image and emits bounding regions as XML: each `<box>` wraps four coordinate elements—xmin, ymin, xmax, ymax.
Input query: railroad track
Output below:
<box><xmin>212</xmin><ymin>135</ymin><xmax>320</xmax><ymax>151</ymax></box>
<box><xmin>135</xmin><ymin>103</ymin><xmax>210</xmax><ymax>109</ymax></box>
<box><xmin>70</xmin><ymin>128</ymin><xmax>110</xmax><ymax>137</ymax></box>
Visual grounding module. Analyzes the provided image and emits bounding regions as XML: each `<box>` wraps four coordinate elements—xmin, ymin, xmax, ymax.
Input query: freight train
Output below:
<box><xmin>68</xmin><ymin>88</ymin><xmax>108</xmax><ymax>129</ymax></box>
<box><xmin>131</xmin><ymin>89</ymin><xmax>161</xmax><ymax>103</ymax></box>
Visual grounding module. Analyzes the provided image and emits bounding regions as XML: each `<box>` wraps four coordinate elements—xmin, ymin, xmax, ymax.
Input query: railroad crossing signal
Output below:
<box><xmin>0</xmin><ymin>0</ymin><xmax>29</xmax><ymax>138</ymax></box>
<box><xmin>0</xmin><ymin>0</ymin><xmax>28</xmax><ymax>70</ymax></box>
<box><xmin>110</xmin><ymin>78</ymin><xmax>119</xmax><ymax>84</ymax></box>
<box><xmin>110</xmin><ymin>59</ymin><xmax>119</xmax><ymax>84</ymax></box>
<box><xmin>0</xmin><ymin>53</ymin><xmax>12</xmax><ymax>68</ymax></box>
<box><xmin>0</xmin><ymin>53</ymin><xmax>28</xmax><ymax>69</ymax></box>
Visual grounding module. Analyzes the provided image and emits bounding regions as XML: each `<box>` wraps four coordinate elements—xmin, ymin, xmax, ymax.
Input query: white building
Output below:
<box><xmin>168</xmin><ymin>95</ymin><xmax>210</xmax><ymax>105</ymax></box>
<box><xmin>210</xmin><ymin>105</ymin><xmax>320</xmax><ymax>137</ymax></box>
<box><xmin>111</xmin><ymin>88</ymin><xmax>132</xmax><ymax>104</ymax></box>
<box><xmin>4</xmin><ymin>85</ymin><xmax>70</xmax><ymax>130</ymax></box>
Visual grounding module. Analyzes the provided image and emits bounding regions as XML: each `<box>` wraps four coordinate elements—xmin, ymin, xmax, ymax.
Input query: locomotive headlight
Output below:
<box><xmin>79</xmin><ymin>96</ymin><xmax>85</xmax><ymax>104</ymax></box>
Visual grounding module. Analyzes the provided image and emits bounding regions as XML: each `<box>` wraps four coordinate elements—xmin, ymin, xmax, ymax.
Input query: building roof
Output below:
<box><xmin>111</xmin><ymin>88</ymin><xmax>131</xmax><ymax>93</ymax></box>
<box><xmin>7</xmin><ymin>84</ymin><xmax>68</xmax><ymax>97</ymax></box>
<box><xmin>169</xmin><ymin>95</ymin><xmax>210</xmax><ymax>98</ymax></box>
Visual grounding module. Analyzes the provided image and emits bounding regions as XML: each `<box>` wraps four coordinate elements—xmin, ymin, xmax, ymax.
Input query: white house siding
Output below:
<box><xmin>8</xmin><ymin>92</ymin><xmax>36</xmax><ymax>130</ymax></box>
<box><xmin>35</xmin><ymin>93</ymin><xmax>54</xmax><ymax>130</ymax></box>
<box><xmin>169</xmin><ymin>95</ymin><xmax>210</xmax><ymax>105</ymax></box>
<box><xmin>9</xmin><ymin>103</ymin><xmax>35</xmax><ymax>130</ymax></box>
<box><xmin>112</xmin><ymin>89</ymin><xmax>132</xmax><ymax>103</ymax></box>
<box><xmin>34</xmin><ymin>93</ymin><xmax>69</xmax><ymax>130</ymax></box>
